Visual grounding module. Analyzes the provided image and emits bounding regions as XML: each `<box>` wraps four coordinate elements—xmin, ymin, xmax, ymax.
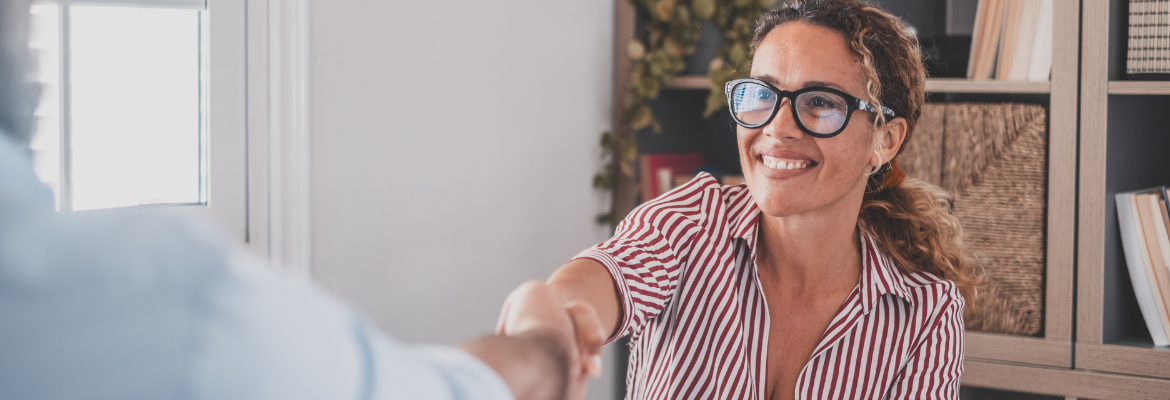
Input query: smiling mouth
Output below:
<box><xmin>760</xmin><ymin>155</ymin><xmax>816</xmax><ymax>170</ymax></box>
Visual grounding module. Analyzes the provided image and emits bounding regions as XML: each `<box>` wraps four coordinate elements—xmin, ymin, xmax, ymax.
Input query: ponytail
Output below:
<box><xmin>858</xmin><ymin>165</ymin><xmax>985</xmax><ymax>301</ymax></box>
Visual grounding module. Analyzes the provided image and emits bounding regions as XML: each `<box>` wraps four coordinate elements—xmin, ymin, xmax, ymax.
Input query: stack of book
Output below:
<box><xmin>1127</xmin><ymin>0</ymin><xmax>1170</xmax><ymax>78</ymax></box>
<box><xmin>637</xmin><ymin>153</ymin><xmax>745</xmax><ymax>201</ymax></box>
<box><xmin>1116</xmin><ymin>187</ymin><xmax>1170</xmax><ymax>346</ymax></box>
<box><xmin>966</xmin><ymin>0</ymin><xmax>1054</xmax><ymax>81</ymax></box>
<box><xmin>639</xmin><ymin>153</ymin><xmax>704</xmax><ymax>201</ymax></box>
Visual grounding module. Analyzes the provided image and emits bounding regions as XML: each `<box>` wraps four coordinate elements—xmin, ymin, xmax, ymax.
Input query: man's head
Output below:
<box><xmin>0</xmin><ymin>0</ymin><xmax>38</xmax><ymax>147</ymax></box>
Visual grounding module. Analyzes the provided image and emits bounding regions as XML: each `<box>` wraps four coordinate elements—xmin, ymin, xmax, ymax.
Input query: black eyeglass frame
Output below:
<box><xmin>724</xmin><ymin>78</ymin><xmax>897</xmax><ymax>138</ymax></box>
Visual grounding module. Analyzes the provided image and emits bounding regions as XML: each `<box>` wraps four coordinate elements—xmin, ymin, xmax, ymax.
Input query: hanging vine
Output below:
<box><xmin>594</xmin><ymin>0</ymin><xmax>776</xmax><ymax>224</ymax></box>
<box><xmin>704</xmin><ymin>0</ymin><xmax>777</xmax><ymax>116</ymax></box>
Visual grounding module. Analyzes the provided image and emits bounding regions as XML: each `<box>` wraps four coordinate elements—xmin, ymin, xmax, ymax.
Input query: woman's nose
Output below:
<box><xmin>762</xmin><ymin>98</ymin><xmax>806</xmax><ymax>140</ymax></box>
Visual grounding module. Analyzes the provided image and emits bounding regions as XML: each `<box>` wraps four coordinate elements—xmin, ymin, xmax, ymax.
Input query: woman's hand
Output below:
<box><xmin>496</xmin><ymin>280</ymin><xmax>607</xmax><ymax>400</ymax></box>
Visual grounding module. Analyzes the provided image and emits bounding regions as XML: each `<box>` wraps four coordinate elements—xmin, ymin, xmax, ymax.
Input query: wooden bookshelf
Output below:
<box><xmin>957</xmin><ymin>0</ymin><xmax>1082</xmax><ymax>381</ymax></box>
<box><xmin>1108</xmin><ymin>80</ymin><xmax>1170</xmax><ymax>95</ymax></box>
<box><xmin>664</xmin><ymin>76</ymin><xmax>1052</xmax><ymax>94</ymax></box>
<box><xmin>1076</xmin><ymin>1</ymin><xmax>1170</xmax><ymax>391</ymax></box>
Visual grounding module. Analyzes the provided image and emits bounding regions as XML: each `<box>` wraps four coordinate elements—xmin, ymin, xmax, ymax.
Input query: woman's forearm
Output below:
<box><xmin>546</xmin><ymin>258</ymin><xmax>622</xmax><ymax>340</ymax></box>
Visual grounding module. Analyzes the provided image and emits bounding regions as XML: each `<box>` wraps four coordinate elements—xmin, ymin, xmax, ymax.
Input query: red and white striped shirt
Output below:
<box><xmin>575</xmin><ymin>173</ymin><xmax>964</xmax><ymax>400</ymax></box>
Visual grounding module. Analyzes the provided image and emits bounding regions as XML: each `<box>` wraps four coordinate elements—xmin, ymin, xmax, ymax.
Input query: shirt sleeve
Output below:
<box><xmin>365</xmin><ymin>339</ymin><xmax>516</xmax><ymax>400</ymax></box>
<box><xmin>884</xmin><ymin>294</ymin><xmax>965</xmax><ymax>400</ymax></box>
<box><xmin>572</xmin><ymin>174</ymin><xmax>718</xmax><ymax>342</ymax></box>
<box><xmin>0</xmin><ymin>203</ymin><xmax>513</xmax><ymax>400</ymax></box>
<box><xmin>189</xmin><ymin>253</ymin><xmax>516</xmax><ymax>400</ymax></box>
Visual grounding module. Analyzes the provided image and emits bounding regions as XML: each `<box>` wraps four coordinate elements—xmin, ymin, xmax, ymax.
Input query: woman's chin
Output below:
<box><xmin>751</xmin><ymin>195</ymin><xmax>809</xmax><ymax>218</ymax></box>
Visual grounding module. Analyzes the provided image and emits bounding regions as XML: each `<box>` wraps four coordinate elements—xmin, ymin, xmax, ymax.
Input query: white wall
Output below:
<box><xmin>308</xmin><ymin>1</ymin><xmax>617</xmax><ymax>398</ymax></box>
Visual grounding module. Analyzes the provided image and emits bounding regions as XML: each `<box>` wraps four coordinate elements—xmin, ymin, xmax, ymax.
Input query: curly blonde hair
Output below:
<box><xmin>751</xmin><ymin>0</ymin><xmax>985</xmax><ymax>301</ymax></box>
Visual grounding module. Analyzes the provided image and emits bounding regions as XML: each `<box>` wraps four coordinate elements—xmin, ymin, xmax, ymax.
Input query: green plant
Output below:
<box><xmin>594</xmin><ymin>0</ymin><xmax>776</xmax><ymax>225</ymax></box>
<box><xmin>592</xmin><ymin>131</ymin><xmax>635</xmax><ymax>224</ymax></box>
<box><xmin>704</xmin><ymin>0</ymin><xmax>777</xmax><ymax>116</ymax></box>
<box><xmin>625</xmin><ymin>0</ymin><xmax>703</xmax><ymax>134</ymax></box>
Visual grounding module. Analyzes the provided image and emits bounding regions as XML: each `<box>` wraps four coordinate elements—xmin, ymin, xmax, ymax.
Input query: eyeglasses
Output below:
<box><xmin>725</xmin><ymin>78</ymin><xmax>896</xmax><ymax>138</ymax></box>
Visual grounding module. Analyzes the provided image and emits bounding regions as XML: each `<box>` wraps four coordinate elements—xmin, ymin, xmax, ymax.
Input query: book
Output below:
<box><xmin>967</xmin><ymin>0</ymin><xmax>989</xmax><ymax>79</ymax></box>
<box><xmin>1152</xmin><ymin>196</ymin><xmax>1170</xmax><ymax>314</ymax></box>
<box><xmin>1128</xmin><ymin>0</ymin><xmax>1170</xmax><ymax>77</ymax></box>
<box><xmin>1026</xmin><ymin>0</ymin><xmax>1054</xmax><ymax>81</ymax></box>
<box><xmin>1162</xmin><ymin>0</ymin><xmax>1169</xmax><ymax>73</ymax></box>
<box><xmin>638</xmin><ymin>153</ymin><xmax>703</xmax><ymax>201</ymax></box>
<box><xmin>995</xmin><ymin>0</ymin><xmax>1023</xmax><ymax>80</ymax></box>
<box><xmin>1116</xmin><ymin>190</ymin><xmax>1170</xmax><ymax>346</ymax></box>
<box><xmin>968</xmin><ymin>0</ymin><xmax>1053</xmax><ymax>81</ymax></box>
<box><xmin>969</xmin><ymin>0</ymin><xmax>1009</xmax><ymax>79</ymax></box>
<box><xmin>721</xmin><ymin>174</ymin><xmax>745</xmax><ymax>186</ymax></box>
<box><xmin>1135</xmin><ymin>193</ymin><xmax>1170</xmax><ymax>338</ymax></box>
<box><xmin>1005</xmin><ymin>0</ymin><xmax>1042</xmax><ymax>81</ymax></box>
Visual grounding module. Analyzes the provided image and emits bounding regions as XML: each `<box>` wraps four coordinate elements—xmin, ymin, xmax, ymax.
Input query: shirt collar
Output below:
<box><xmin>857</xmin><ymin>233</ymin><xmax>915</xmax><ymax>313</ymax></box>
<box><xmin>733</xmin><ymin>195</ymin><xmax>914</xmax><ymax>314</ymax></box>
<box><xmin>731</xmin><ymin>200</ymin><xmax>761</xmax><ymax>243</ymax></box>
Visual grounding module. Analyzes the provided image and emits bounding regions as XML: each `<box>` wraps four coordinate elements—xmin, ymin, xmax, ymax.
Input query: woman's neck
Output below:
<box><xmin>755</xmin><ymin>194</ymin><xmax>864</xmax><ymax>291</ymax></box>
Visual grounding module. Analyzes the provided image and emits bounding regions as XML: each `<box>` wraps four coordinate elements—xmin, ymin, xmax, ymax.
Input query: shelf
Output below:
<box><xmin>963</xmin><ymin>360</ymin><xmax>1170</xmax><ymax>399</ymax></box>
<box><xmin>924</xmin><ymin>78</ymin><xmax>1050</xmax><ymax>93</ymax></box>
<box><xmin>664</xmin><ymin>76</ymin><xmax>1052</xmax><ymax>94</ymax></box>
<box><xmin>1108</xmin><ymin>81</ymin><xmax>1170</xmax><ymax>95</ymax></box>
<box><xmin>965</xmin><ymin>332</ymin><xmax>1070</xmax><ymax>368</ymax></box>
<box><xmin>1076</xmin><ymin>342</ymin><xmax>1170</xmax><ymax>379</ymax></box>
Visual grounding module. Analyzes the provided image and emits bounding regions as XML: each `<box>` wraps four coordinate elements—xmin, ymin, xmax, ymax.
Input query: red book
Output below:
<box><xmin>639</xmin><ymin>152</ymin><xmax>704</xmax><ymax>201</ymax></box>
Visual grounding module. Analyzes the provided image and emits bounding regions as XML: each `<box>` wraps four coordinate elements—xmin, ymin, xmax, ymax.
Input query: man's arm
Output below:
<box><xmin>460</xmin><ymin>331</ymin><xmax>569</xmax><ymax>400</ymax></box>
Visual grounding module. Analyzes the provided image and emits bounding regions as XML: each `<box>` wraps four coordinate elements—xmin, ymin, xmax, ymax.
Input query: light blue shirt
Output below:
<box><xmin>0</xmin><ymin>134</ymin><xmax>514</xmax><ymax>400</ymax></box>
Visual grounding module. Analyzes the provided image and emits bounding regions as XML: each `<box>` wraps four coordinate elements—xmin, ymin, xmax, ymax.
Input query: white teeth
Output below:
<box><xmin>761</xmin><ymin>155</ymin><xmax>809</xmax><ymax>170</ymax></box>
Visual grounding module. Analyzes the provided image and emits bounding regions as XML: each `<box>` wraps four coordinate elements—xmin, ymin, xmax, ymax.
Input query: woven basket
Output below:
<box><xmin>899</xmin><ymin>102</ymin><xmax>1048</xmax><ymax>336</ymax></box>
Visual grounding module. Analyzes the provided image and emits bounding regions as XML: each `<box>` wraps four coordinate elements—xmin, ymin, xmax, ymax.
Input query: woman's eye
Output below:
<box><xmin>809</xmin><ymin>96</ymin><xmax>837</xmax><ymax>109</ymax></box>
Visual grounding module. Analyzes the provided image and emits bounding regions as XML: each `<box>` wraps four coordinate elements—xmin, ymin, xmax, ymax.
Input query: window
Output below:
<box><xmin>27</xmin><ymin>0</ymin><xmax>248</xmax><ymax>242</ymax></box>
<box><xmin>30</xmin><ymin>0</ymin><xmax>209</xmax><ymax>211</ymax></box>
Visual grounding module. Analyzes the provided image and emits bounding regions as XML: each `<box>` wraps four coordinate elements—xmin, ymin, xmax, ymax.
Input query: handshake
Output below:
<box><xmin>462</xmin><ymin>280</ymin><xmax>609</xmax><ymax>400</ymax></box>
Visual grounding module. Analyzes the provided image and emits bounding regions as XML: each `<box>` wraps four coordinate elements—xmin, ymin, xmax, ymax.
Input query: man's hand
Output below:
<box><xmin>496</xmin><ymin>281</ymin><xmax>607</xmax><ymax>400</ymax></box>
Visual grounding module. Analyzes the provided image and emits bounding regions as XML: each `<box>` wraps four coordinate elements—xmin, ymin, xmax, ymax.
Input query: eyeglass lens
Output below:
<box><xmin>730</xmin><ymin>81</ymin><xmax>849</xmax><ymax>135</ymax></box>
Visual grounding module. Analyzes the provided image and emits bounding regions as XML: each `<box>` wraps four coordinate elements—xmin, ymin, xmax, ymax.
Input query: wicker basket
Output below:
<box><xmin>899</xmin><ymin>102</ymin><xmax>1048</xmax><ymax>336</ymax></box>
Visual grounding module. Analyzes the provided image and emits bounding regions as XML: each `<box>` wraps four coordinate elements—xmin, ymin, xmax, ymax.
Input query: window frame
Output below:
<box><xmin>30</xmin><ymin>0</ymin><xmax>313</xmax><ymax>273</ymax></box>
<box><xmin>32</xmin><ymin>0</ymin><xmax>249</xmax><ymax>244</ymax></box>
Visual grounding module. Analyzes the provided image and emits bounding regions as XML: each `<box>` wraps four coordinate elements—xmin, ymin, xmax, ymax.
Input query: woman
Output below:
<box><xmin>499</xmin><ymin>0</ymin><xmax>983</xmax><ymax>399</ymax></box>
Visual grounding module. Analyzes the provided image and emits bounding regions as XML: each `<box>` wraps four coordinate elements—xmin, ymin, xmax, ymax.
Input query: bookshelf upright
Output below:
<box><xmin>1076</xmin><ymin>0</ymin><xmax>1170</xmax><ymax>388</ymax></box>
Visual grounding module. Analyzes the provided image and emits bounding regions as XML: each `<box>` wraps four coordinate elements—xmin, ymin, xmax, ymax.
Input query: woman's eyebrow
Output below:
<box><xmin>752</xmin><ymin>74</ymin><xmax>781</xmax><ymax>86</ymax></box>
<box><xmin>800</xmin><ymin>80</ymin><xmax>846</xmax><ymax>91</ymax></box>
<box><xmin>751</xmin><ymin>75</ymin><xmax>847</xmax><ymax>92</ymax></box>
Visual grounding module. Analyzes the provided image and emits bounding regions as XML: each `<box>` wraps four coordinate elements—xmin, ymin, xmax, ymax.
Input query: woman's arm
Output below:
<box><xmin>496</xmin><ymin>259</ymin><xmax>621</xmax><ymax>389</ymax></box>
<box><xmin>545</xmin><ymin>259</ymin><xmax>622</xmax><ymax>339</ymax></box>
<box><xmin>494</xmin><ymin>276</ymin><xmax>613</xmax><ymax>400</ymax></box>
<box><xmin>498</xmin><ymin>176</ymin><xmax>724</xmax><ymax>379</ymax></box>
<box><xmin>470</xmin><ymin>280</ymin><xmax>607</xmax><ymax>400</ymax></box>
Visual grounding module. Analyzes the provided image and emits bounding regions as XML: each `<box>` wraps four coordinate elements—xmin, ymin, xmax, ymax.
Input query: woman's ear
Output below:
<box><xmin>871</xmin><ymin>117</ymin><xmax>908</xmax><ymax>167</ymax></box>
